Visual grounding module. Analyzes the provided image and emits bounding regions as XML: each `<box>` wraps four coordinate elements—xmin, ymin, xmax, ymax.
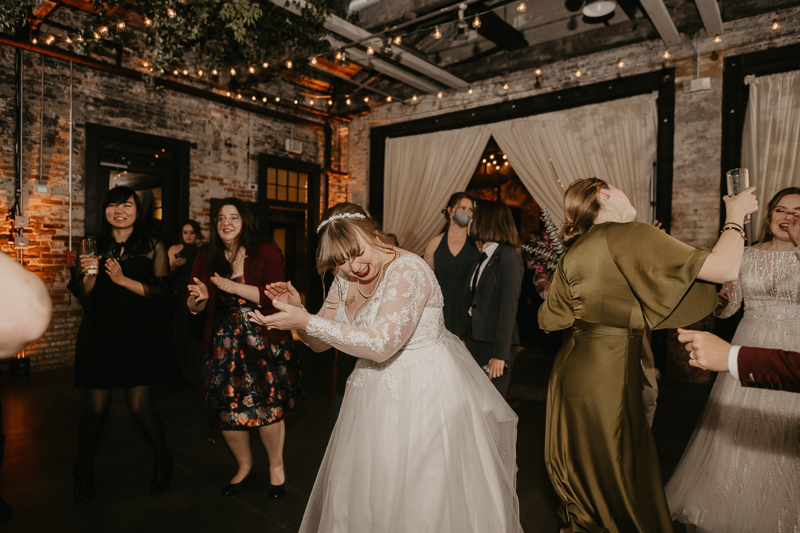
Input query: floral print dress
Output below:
<box><xmin>204</xmin><ymin>276</ymin><xmax>303</xmax><ymax>429</ymax></box>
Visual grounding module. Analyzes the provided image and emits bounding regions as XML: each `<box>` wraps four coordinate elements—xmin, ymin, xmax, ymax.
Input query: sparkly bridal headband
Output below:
<box><xmin>316</xmin><ymin>213</ymin><xmax>367</xmax><ymax>233</ymax></box>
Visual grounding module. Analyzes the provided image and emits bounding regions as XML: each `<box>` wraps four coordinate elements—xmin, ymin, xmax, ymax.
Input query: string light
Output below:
<box><xmin>504</xmin><ymin>161</ymin><xmax>509</xmax><ymax>166</ymax></box>
<box><xmin>226</xmin><ymin>91</ymin><xmax>231</xmax><ymax>97</ymax></box>
<box><xmin>99</xmin><ymin>25</ymin><xmax>108</xmax><ymax>34</ymax></box>
<box><xmin>182</xmin><ymin>69</ymin><xmax>188</xmax><ymax>75</ymax></box>
<box><xmin>212</xmin><ymin>69</ymin><xmax>218</xmax><ymax>75</ymax></box>
<box><xmin>412</xmin><ymin>95</ymin><xmax>417</xmax><ymax>101</ymax></box>
<box><xmin>472</xmin><ymin>16</ymin><xmax>482</xmax><ymax>28</ymax></box>
<box><xmin>617</xmin><ymin>59</ymin><xmax>625</xmax><ymax>69</ymax></box>
<box><xmin>236</xmin><ymin>94</ymin><xmax>242</xmax><ymax>99</ymax></box>
<box><xmin>367</xmin><ymin>45</ymin><xmax>374</xmax><ymax>55</ymax></box>
<box><xmin>310</xmin><ymin>57</ymin><xmax>318</xmax><ymax>65</ymax></box>
<box><xmin>482</xmin><ymin>159</ymin><xmax>487</xmax><ymax>163</ymax></box>
<box><xmin>437</xmin><ymin>92</ymin><xmax>443</xmax><ymax>99</ymax></box>
<box><xmin>65</xmin><ymin>36</ymin><xmax>72</xmax><ymax>43</ymax></box>
<box><xmin>275</xmin><ymin>96</ymin><xmax>280</xmax><ymax>102</ymax></box>
<box><xmin>393</xmin><ymin>35</ymin><xmax>402</xmax><ymax>45</ymax></box>
<box><xmin>143</xmin><ymin>61</ymin><xmax>150</xmax><ymax>68</ymax></box>
<box><xmin>346</xmin><ymin>98</ymin><xmax>351</xmax><ymax>105</ymax></box>
<box><xmin>263</xmin><ymin>97</ymin><xmax>268</xmax><ymax>102</ymax></box>
<box><xmin>575</xmin><ymin>69</ymin><xmax>582</xmax><ymax>77</ymax></box>
<box><xmin>502</xmin><ymin>82</ymin><xmax>509</xmax><ymax>90</ymax></box>
<box><xmin>76</xmin><ymin>34</ymin><xmax>83</xmax><ymax>43</ymax></box>
<box><xmin>535</xmin><ymin>68</ymin><xmax>542</xmax><ymax>75</ymax></box>
<box><xmin>144</xmin><ymin>17</ymin><xmax>152</xmax><ymax>26</ymax></box>
<box><xmin>45</xmin><ymin>35</ymin><xmax>55</xmax><ymax>45</ymax></box>
<box><xmin>173</xmin><ymin>69</ymin><xmax>179</xmax><ymax>75</ymax></box>
<box><xmin>468</xmin><ymin>87</ymin><xmax>473</xmax><ymax>94</ymax></box>
<box><xmin>663</xmin><ymin>50</ymin><xmax>670</xmax><ymax>59</ymax></box>
<box><xmin>167</xmin><ymin>8</ymin><xmax>177</xmax><ymax>18</ymax></box>
<box><xmin>364</xmin><ymin>96</ymin><xmax>369</xmax><ymax>102</ymax></box>
<box><xmin>197</xmin><ymin>69</ymin><xmax>203</xmax><ymax>76</ymax></box>
<box><xmin>93</xmin><ymin>32</ymin><xmax>101</xmax><ymax>41</ymax></box>
<box><xmin>31</xmin><ymin>37</ymin><xmax>38</xmax><ymax>45</ymax></box>
<box><xmin>230</xmin><ymin>68</ymin><xmax>237</xmax><ymax>75</ymax></box>
<box><xmin>249</xmin><ymin>66</ymin><xmax>255</xmax><ymax>73</ymax></box>
<box><xmin>293</xmin><ymin>99</ymin><xmax>298</xmax><ymax>104</ymax></box>
<box><xmin>338</xmin><ymin>51</ymin><xmax>348</xmax><ymax>66</ymax></box>
<box><xmin>489</xmin><ymin>155</ymin><xmax>494</xmax><ymax>160</ymax></box>
<box><xmin>286</xmin><ymin>60</ymin><xmax>293</xmax><ymax>69</ymax></box>
<box><xmin>310</xmin><ymin>99</ymin><xmax>314</xmax><ymax>105</ymax></box>
<box><xmin>714</xmin><ymin>34</ymin><xmax>722</xmax><ymax>43</ymax></box>
<box><xmin>335</xmin><ymin>51</ymin><xmax>342</xmax><ymax>60</ymax></box>
<box><xmin>117</xmin><ymin>21</ymin><xmax>125</xmax><ymax>30</ymax></box>
<box><xmin>772</xmin><ymin>19</ymin><xmax>780</xmax><ymax>30</ymax></box>
<box><xmin>517</xmin><ymin>2</ymin><xmax>527</xmax><ymax>12</ymax></box>
<box><xmin>503</xmin><ymin>155</ymin><xmax>507</xmax><ymax>159</ymax></box>
<box><xmin>252</xmin><ymin>95</ymin><xmax>257</xmax><ymax>101</ymax></box>
<box><xmin>386</xmin><ymin>96</ymin><xmax>392</xmax><ymax>102</ymax></box>
<box><xmin>433</xmin><ymin>26</ymin><xmax>442</xmax><ymax>39</ymax></box>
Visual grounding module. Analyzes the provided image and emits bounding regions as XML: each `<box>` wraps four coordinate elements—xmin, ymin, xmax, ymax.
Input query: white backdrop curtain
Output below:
<box><xmin>383</xmin><ymin>127</ymin><xmax>492</xmax><ymax>254</ymax></box>
<box><xmin>383</xmin><ymin>93</ymin><xmax>658</xmax><ymax>253</ymax></box>
<box><xmin>492</xmin><ymin>93</ymin><xmax>658</xmax><ymax>226</ymax></box>
<box><xmin>742</xmin><ymin>70</ymin><xmax>800</xmax><ymax>238</ymax></box>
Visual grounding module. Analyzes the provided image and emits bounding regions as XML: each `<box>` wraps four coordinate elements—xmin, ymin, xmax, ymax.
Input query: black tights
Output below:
<box><xmin>77</xmin><ymin>386</ymin><xmax>166</xmax><ymax>466</ymax></box>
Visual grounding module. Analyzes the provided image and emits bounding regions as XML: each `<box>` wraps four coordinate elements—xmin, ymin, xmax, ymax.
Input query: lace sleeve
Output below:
<box><xmin>715</xmin><ymin>279</ymin><xmax>742</xmax><ymax>319</ymax></box>
<box><xmin>305</xmin><ymin>256</ymin><xmax>433</xmax><ymax>363</ymax></box>
<box><xmin>142</xmin><ymin>240</ymin><xmax>171</xmax><ymax>299</ymax></box>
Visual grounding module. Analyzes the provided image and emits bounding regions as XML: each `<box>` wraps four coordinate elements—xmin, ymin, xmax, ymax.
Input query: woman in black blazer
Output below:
<box><xmin>456</xmin><ymin>202</ymin><xmax>525</xmax><ymax>397</ymax></box>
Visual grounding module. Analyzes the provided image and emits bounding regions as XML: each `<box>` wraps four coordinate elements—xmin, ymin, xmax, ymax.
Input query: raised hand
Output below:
<box><xmin>248</xmin><ymin>299</ymin><xmax>310</xmax><ymax>331</ymax></box>
<box><xmin>188</xmin><ymin>277</ymin><xmax>209</xmax><ymax>307</ymax></box>
<box><xmin>264</xmin><ymin>280</ymin><xmax>302</xmax><ymax>307</ymax></box>
<box><xmin>723</xmin><ymin>186</ymin><xmax>758</xmax><ymax>222</ymax></box>
<box><xmin>210</xmin><ymin>272</ymin><xmax>238</xmax><ymax>296</ymax></box>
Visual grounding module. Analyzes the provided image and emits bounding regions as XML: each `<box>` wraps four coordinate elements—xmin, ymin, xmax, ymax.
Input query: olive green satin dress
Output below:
<box><xmin>538</xmin><ymin>222</ymin><xmax>717</xmax><ymax>533</ymax></box>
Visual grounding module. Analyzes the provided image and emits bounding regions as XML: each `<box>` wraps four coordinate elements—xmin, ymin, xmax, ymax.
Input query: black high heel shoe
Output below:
<box><xmin>268</xmin><ymin>480</ymin><xmax>287</xmax><ymax>499</ymax></box>
<box><xmin>150</xmin><ymin>450</ymin><xmax>174</xmax><ymax>495</ymax></box>
<box><xmin>221</xmin><ymin>468</ymin><xmax>256</xmax><ymax>497</ymax></box>
<box><xmin>73</xmin><ymin>459</ymin><xmax>95</xmax><ymax>503</ymax></box>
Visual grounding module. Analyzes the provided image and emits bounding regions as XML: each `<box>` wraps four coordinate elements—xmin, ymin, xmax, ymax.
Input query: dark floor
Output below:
<box><xmin>0</xmin><ymin>345</ymin><xmax>711</xmax><ymax>532</ymax></box>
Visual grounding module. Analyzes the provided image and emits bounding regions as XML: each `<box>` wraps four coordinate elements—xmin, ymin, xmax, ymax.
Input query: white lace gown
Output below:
<box><xmin>299</xmin><ymin>254</ymin><xmax>522</xmax><ymax>533</ymax></box>
<box><xmin>665</xmin><ymin>246</ymin><xmax>800</xmax><ymax>532</ymax></box>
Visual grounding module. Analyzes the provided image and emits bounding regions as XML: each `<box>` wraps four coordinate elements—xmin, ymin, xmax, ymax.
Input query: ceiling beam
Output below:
<box><xmin>357</xmin><ymin>0</ymin><xmax>455</xmax><ymax>32</ymax></box>
<box><xmin>693</xmin><ymin>0</ymin><xmax>724</xmax><ymax>36</ymax></box>
<box><xmin>271</xmin><ymin>0</ymin><xmax>468</xmax><ymax>89</ymax></box>
<box><xmin>467</xmin><ymin>2</ymin><xmax>528</xmax><ymax>51</ymax></box>
<box><xmin>638</xmin><ymin>0</ymin><xmax>682</xmax><ymax>46</ymax></box>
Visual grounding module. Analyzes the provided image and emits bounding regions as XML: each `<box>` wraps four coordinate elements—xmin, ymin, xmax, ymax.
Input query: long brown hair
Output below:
<box><xmin>755</xmin><ymin>187</ymin><xmax>800</xmax><ymax>244</ymax></box>
<box><xmin>563</xmin><ymin>177</ymin><xmax>609</xmax><ymax>246</ymax></box>
<box><xmin>468</xmin><ymin>201</ymin><xmax>520</xmax><ymax>247</ymax></box>
<box><xmin>206</xmin><ymin>198</ymin><xmax>265</xmax><ymax>277</ymax></box>
<box><xmin>316</xmin><ymin>202</ymin><xmax>395</xmax><ymax>276</ymax></box>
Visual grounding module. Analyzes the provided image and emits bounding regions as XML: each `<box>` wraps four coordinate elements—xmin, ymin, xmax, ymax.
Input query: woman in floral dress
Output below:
<box><xmin>188</xmin><ymin>198</ymin><xmax>303</xmax><ymax>499</ymax></box>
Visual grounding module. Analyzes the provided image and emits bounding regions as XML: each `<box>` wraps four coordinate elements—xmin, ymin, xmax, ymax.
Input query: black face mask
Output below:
<box><xmin>451</xmin><ymin>211</ymin><xmax>472</xmax><ymax>228</ymax></box>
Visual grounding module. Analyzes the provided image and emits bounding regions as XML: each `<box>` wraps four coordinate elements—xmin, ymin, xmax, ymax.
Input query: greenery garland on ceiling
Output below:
<box><xmin>1</xmin><ymin>0</ymin><xmax>333</xmax><ymax>91</ymax></box>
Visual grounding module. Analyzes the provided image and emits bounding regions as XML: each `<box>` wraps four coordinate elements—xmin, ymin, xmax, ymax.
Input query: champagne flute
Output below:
<box><xmin>81</xmin><ymin>237</ymin><xmax>99</xmax><ymax>276</ymax></box>
<box><xmin>726</xmin><ymin>168</ymin><xmax>751</xmax><ymax>224</ymax></box>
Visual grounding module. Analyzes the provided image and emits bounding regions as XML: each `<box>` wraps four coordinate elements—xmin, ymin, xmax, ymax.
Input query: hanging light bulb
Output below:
<box><xmin>412</xmin><ymin>95</ymin><xmax>418</xmax><ymax>101</ymax></box>
<box><xmin>575</xmin><ymin>69</ymin><xmax>582</xmax><ymax>77</ymax></box>
<box><xmin>182</xmin><ymin>69</ymin><xmax>188</xmax><ymax>75</ymax></box>
<box><xmin>263</xmin><ymin>97</ymin><xmax>267</xmax><ymax>102</ymax></box>
<box><xmin>249</xmin><ymin>66</ymin><xmax>255</xmax><ymax>74</ymax></box>
<box><xmin>714</xmin><ymin>34</ymin><xmax>722</xmax><ymax>43</ymax></box>
<box><xmin>236</xmin><ymin>94</ymin><xmax>242</xmax><ymax>99</ymax></box>
<box><xmin>173</xmin><ymin>69</ymin><xmax>179</xmax><ymax>75</ymax></box>
<box><xmin>386</xmin><ymin>96</ymin><xmax>392</xmax><ymax>102</ymax></box>
<box><xmin>367</xmin><ymin>45</ymin><xmax>374</xmax><ymax>55</ymax></box>
<box><xmin>394</xmin><ymin>35</ymin><xmax>402</xmax><ymax>45</ymax></box>
<box><xmin>328</xmin><ymin>100</ymin><xmax>333</xmax><ymax>105</ymax></box>
<box><xmin>502</xmin><ymin>82</ymin><xmax>509</xmax><ymax>90</ymax></box>
<box><xmin>93</xmin><ymin>32</ymin><xmax>101</xmax><ymax>41</ymax></box>
<box><xmin>117</xmin><ymin>21</ymin><xmax>125</xmax><ymax>30</ymax></box>
<box><xmin>503</xmin><ymin>155</ymin><xmax>508</xmax><ymax>160</ymax></box>
<box><xmin>663</xmin><ymin>50</ymin><xmax>670</xmax><ymax>59</ymax></box>
<box><xmin>45</xmin><ymin>35</ymin><xmax>55</xmax><ymax>45</ymax></box>
<box><xmin>310</xmin><ymin>57</ymin><xmax>318</xmax><ymax>65</ymax></box>
<box><xmin>262</xmin><ymin>62</ymin><xmax>269</xmax><ymax>68</ymax></box>
<box><xmin>226</xmin><ymin>91</ymin><xmax>231</xmax><ymax>97</ymax></box>
<box><xmin>772</xmin><ymin>19</ymin><xmax>780</xmax><ymax>30</ymax></box>
<box><xmin>489</xmin><ymin>155</ymin><xmax>495</xmax><ymax>160</ymax></box>
<box><xmin>535</xmin><ymin>68</ymin><xmax>542</xmax><ymax>76</ymax></box>
<box><xmin>364</xmin><ymin>96</ymin><xmax>369</xmax><ymax>102</ymax></box>
<box><xmin>473</xmin><ymin>16</ymin><xmax>482</xmax><ymax>28</ymax></box>
<box><xmin>212</xmin><ymin>69</ymin><xmax>218</xmax><ymax>75</ymax></box>
<box><xmin>517</xmin><ymin>2</ymin><xmax>527</xmax><ymax>12</ymax></box>
<box><xmin>381</xmin><ymin>34</ymin><xmax>393</xmax><ymax>55</ymax></box>
<box><xmin>198</xmin><ymin>69</ymin><xmax>203</xmax><ymax>76</ymax></box>
<box><xmin>468</xmin><ymin>87</ymin><xmax>473</xmax><ymax>94</ymax></box>
<box><xmin>437</xmin><ymin>92</ymin><xmax>443</xmax><ymax>99</ymax></box>
<box><xmin>617</xmin><ymin>59</ymin><xmax>625</xmax><ymax>69</ymax></box>
<box><xmin>143</xmin><ymin>61</ymin><xmax>150</xmax><ymax>68</ymax></box>
<box><xmin>293</xmin><ymin>99</ymin><xmax>298</xmax><ymax>104</ymax></box>
<box><xmin>346</xmin><ymin>98</ymin><xmax>351</xmax><ymax>105</ymax></box>
<box><xmin>310</xmin><ymin>99</ymin><xmax>314</xmax><ymax>105</ymax></box>
<box><xmin>230</xmin><ymin>68</ymin><xmax>237</xmax><ymax>75</ymax></box>
<box><xmin>338</xmin><ymin>51</ymin><xmax>348</xmax><ymax>66</ymax></box>
<box><xmin>167</xmin><ymin>8</ymin><xmax>177</xmax><ymax>18</ymax></box>
<box><xmin>65</xmin><ymin>36</ymin><xmax>72</xmax><ymax>44</ymax></box>
<box><xmin>275</xmin><ymin>96</ymin><xmax>280</xmax><ymax>102</ymax></box>
<box><xmin>144</xmin><ymin>17</ymin><xmax>152</xmax><ymax>26</ymax></box>
<box><xmin>286</xmin><ymin>60</ymin><xmax>293</xmax><ymax>69</ymax></box>
<box><xmin>433</xmin><ymin>26</ymin><xmax>442</xmax><ymax>39</ymax></box>
<box><xmin>335</xmin><ymin>51</ymin><xmax>342</xmax><ymax>60</ymax></box>
<box><xmin>252</xmin><ymin>96</ymin><xmax>256</xmax><ymax>101</ymax></box>
<box><xmin>77</xmin><ymin>34</ymin><xmax>83</xmax><ymax>42</ymax></box>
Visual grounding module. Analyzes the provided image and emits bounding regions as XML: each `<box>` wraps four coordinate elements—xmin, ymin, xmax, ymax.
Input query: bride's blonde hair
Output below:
<box><xmin>316</xmin><ymin>202</ymin><xmax>395</xmax><ymax>276</ymax></box>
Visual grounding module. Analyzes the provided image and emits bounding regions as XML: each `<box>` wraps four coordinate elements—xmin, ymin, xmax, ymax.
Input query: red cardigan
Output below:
<box><xmin>738</xmin><ymin>346</ymin><xmax>800</xmax><ymax>394</ymax></box>
<box><xmin>189</xmin><ymin>243</ymin><xmax>285</xmax><ymax>355</ymax></box>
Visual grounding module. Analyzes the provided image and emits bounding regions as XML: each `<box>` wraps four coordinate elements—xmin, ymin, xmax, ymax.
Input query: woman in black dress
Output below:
<box><xmin>69</xmin><ymin>186</ymin><xmax>172</xmax><ymax>502</ymax></box>
<box><xmin>423</xmin><ymin>192</ymin><xmax>479</xmax><ymax>333</ymax></box>
<box><xmin>187</xmin><ymin>198</ymin><xmax>303</xmax><ymax>498</ymax></box>
<box><xmin>168</xmin><ymin>220</ymin><xmax>204</xmax><ymax>387</ymax></box>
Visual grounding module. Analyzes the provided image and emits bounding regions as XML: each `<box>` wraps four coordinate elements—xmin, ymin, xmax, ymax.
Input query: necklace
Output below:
<box><xmin>356</xmin><ymin>253</ymin><xmax>387</xmax><ymax>299</ymax></box>
<box><xmin>225</xmin><ymin>247</ymin><xmax>244</xmax><ymax>264</ymax></box>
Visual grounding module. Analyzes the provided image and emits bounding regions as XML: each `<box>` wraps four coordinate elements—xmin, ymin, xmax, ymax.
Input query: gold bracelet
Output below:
<box><xmin>721</xmin><ymin>226</ymin><xmax>746</xmax><ymax>240</ymax></box>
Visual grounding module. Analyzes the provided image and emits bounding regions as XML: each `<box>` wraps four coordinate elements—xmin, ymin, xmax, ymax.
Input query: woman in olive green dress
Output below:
<box><xmin>538</xmin><ymin>178</ymin><xmax>758</xmax><ymax>533</ymax></box>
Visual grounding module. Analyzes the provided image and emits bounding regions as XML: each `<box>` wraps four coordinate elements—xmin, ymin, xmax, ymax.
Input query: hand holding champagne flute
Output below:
<box><xmin>726</xmin><ymin>168</ymin><xmax>751</xmax><ymax>224</ymax></box>
<box><xmin>80</xmin><ymin>237</ymin><xmax>99</xmax><ymax>276</ymax></box>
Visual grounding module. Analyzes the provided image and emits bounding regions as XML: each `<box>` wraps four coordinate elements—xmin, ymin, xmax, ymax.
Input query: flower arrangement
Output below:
<box><xmin>521</xmin><ymin>207</ymin><xmax>565</xmax><ymax>276</ymax></box>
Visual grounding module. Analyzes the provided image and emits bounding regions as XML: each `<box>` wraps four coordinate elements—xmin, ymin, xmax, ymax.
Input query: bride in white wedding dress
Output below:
<box><xmin>250</xmin><ymin>202</ymin><xmax>522</xmax><ymax>533</ymax></box>
<box><xmin>665</xmin><ymin>188</ymin><xmax>800</xmax><ymax>532</ymax></box>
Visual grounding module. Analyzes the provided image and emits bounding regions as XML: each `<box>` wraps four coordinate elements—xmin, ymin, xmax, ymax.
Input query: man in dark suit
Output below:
<box><xmin>455</xmin><ymin>202</ymin><xmax>525</xmax><ymax>397</ymax></box>
<box><xmin>677</xmin><ymin>328</ymin><xmax>800</xmax><ymax>393</ymax></box>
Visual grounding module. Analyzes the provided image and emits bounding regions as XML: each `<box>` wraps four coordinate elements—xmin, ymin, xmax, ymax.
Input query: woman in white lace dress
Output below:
<box><xmin>666</xmin><ymin>187</ymin><xmax>800</xmax><ymax>532</ymax></box>
<box><xmin>249</xmin><ymin>203</ymin><xmax>522</xmax><ymax>533</ymax></box>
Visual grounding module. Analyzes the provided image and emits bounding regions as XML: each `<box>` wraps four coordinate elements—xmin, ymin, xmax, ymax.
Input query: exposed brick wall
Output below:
<box><xmin>0</xmin><ymin>43</ymin><xmax>325</xmax><ymax>371</ymax></box>
<box><xmin>345</xmin><ymin>7</ymin><xmax>800</xmax><ymax>382</ymax></box>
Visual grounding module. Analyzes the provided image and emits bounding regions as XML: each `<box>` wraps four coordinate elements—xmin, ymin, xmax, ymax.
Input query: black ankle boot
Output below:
<box><xmin>73</xmin><ymin>460</ymin><xmax>95</xmax><ymax>503</ymax></box>
<box><xmin>150</xmin><ymin>450</ymin><xmax>173</xmax><ymax>495</ymax></box>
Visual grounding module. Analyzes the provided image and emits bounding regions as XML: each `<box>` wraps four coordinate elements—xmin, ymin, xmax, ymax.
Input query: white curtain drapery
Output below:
<box><xmin>742</xmin><ymin>70</ymin><xmax>800</xmax><ymax>238</ymax></box>
<box><xmin>383</xmin><ymin>127</ymin><xmax>492</xmax><ymax>255</ymax></box>
<box><xmin>382</xmin><ymin>93</ymin><xmax>659</xmax><ymax>254</ymax></box>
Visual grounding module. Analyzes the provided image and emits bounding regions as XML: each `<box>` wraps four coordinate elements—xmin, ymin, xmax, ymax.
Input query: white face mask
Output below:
<box><xmin>452</xmin><ymin>211</ymin><xmax>472</xmax><ymax>228</ymax></box>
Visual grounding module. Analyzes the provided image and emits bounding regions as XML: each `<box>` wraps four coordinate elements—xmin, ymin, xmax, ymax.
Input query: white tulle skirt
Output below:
<box><xmin>665</xmin><ymin>315</ymin><xmax>800</xmax><ymax>532</ymax></box>
<box><xmin>299</xmin><ymin>333</ymin><xmax>522</xmax><ymax>533</ymax></box>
